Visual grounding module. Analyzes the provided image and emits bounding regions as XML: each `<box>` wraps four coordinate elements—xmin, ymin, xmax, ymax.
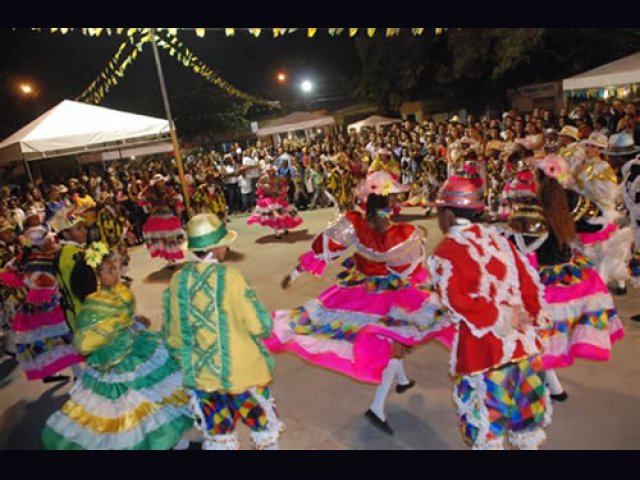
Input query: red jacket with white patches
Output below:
<box><xmin>428</xmin><ymin>219</ymin><xmax>547</xmax><ymax>376</ymax></box>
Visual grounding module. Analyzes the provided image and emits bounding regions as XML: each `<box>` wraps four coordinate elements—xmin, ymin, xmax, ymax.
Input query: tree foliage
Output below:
<box><xmin>348</xmin><ymin>28</ymin><xmax>640</xmax><ymax>113</ymax></box>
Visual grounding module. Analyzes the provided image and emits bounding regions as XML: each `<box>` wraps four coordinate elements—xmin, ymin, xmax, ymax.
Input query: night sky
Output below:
<box><xmin>0</xmin><ymin>28</ymin><xmax>361</xmax><ymax>139</ymax></box>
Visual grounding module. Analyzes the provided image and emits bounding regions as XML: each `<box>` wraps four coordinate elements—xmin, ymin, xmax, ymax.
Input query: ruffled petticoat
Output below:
<box><xmin>42</xmin><ymin>331</ymin><xmax>192</xmax><ymax>450</ymax></box>
<box><xmin>142</xmin><ymin>211</ymin><xmax>185</xmax><ymax>261</ymax></box>
<box><xmin>266</xmin><ymin>261</ymin><xmax>454</xmax><ymax>384</ymax></box>
<box><xmin>577</xmin><ymin>223</ymin><xmax>633</xmax><ymax>285</ymax></box>
<box><xmin>13</xmin><ymin>290</ymin><xmax>84</xmax><ymax>381</ymax></box>
<box><xmin>536</xmin><ymin>253</ymin><xmax>624</xmax><ymax>370</ymax></box>
<box><xmin>247</xmin><ymin>197</ymin><xmax>303</xmax><ymax>231</ymax></box>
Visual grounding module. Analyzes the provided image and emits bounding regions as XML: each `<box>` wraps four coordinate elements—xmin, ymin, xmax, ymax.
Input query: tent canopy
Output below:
<box><xmin>348</xmin><ymin>115</ymin><xmax>402</xmax><ymax>132</ymax></box>
<box><xmin>257</xmin><ymin>111</ymin><xmax>335</xmax><ymax>137</ymax></box>
<box><xmin>0</xmin><ymin>100</ymin><xmax>170</xmax><ymax>164</ymax></box>
<box><xmin>78</xmin><ymin>140</ymin><xmax>174</xmax><ymax>164</ymax></box>
<box><xmin>563</xmin><ymin>51</ymin><xmax>640</xmax><ymax>91</ymax></box>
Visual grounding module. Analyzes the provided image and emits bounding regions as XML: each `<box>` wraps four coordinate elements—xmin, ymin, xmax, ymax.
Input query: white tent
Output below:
<box><xmin>0</xmin><ymin>100</ymin><xmax>170</xmax><ymax>166</ymax></box>
<box><xmin>348</xmin><ymin>115</ymin><xmax>402</xmax><ymax>132</ymax></box>
<box><xmin>78</xmin><ymin>140</ymin><xmax>174</xmax><ymax>164</ymax></box>
<box><xmin>563</xmin><ymin>51</ymin><xmax>640</xmax><ymax>91</ymax></box>
<box><xmin>257</xmin><ymin>111</ymin><xmax>335</xmax><ymax>137</ymax></box>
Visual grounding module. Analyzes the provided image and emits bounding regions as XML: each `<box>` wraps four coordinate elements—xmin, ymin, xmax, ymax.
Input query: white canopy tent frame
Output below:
<box><xmin>563</xmin><ymin>51</ymin><xmax>640</xmax><ymax>92</ymax></box>
<box><xmin>0</xmin><ymin>99</ymin><xmax>170</xmax><ymax>183</ymax></box>
<box><xmin>347</xmin><ymin>115</ymin><xmax>402</xmax><ymax>132</ymax></box>
<box><xmin>256</xmin><ymin>111</ymin><xmax>336</xmax><ymax>137</ymax></box>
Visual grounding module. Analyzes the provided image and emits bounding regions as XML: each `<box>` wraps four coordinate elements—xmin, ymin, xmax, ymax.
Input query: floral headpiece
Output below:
<box><xmin>84</xmin><ymin>242</ymin><xmax>111</xmax><ymax>269</ymax></box>
<box><xmin>537</xmin><ymin>154</ymin><xmax>570</xmax><ymax>186</ymax></box>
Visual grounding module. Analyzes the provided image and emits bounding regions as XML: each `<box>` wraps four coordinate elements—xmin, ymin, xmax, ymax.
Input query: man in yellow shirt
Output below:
<box><xmin>164</xmin><ymin>214</ymin><xmax>284</xmax><ymax>450</ymax></box>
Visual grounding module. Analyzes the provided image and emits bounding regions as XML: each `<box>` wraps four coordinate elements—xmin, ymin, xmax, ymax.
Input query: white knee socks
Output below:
<box><xmin>545</xmin><ymin>369</ymin><xmax>564</xmax><ymax>395</ymax></box>
<box><xmin>395</xmin><ymin>359</ymin><xmax>410</xmax><ymax>386</ymax></box>
<box><xmin>369</xmin><ymin>359</ymin><xmax>400</xmax><ymax>421</ymax></box>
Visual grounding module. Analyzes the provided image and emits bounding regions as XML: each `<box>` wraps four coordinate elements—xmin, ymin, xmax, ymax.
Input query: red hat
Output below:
<box><xmin>428</xmin><ymin>175</ymin><xmax>485</xmax><ymax>212</ymax></box>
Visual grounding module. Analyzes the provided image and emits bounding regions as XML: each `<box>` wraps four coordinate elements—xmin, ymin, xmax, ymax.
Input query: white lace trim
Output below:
<box><xmin>202</xmin><ymin>433</ymin><xmax>240</xmax><ymax>450</ymax></box>
<box><xmin>507</xmin><ymin>427</ymin><xmax>547</xmax><ymax>450</ymax></box>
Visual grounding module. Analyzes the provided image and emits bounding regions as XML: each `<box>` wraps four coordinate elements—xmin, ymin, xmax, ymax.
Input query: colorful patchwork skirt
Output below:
<box><xmin>12</xmin><ymin>290</ymin><xmax>84</xmax><ymax>381</ymax></box>
<box><xmin>266</xmin><ymin>264</ymin><xmax>455</xmax><ymax>384</ymax></box>
<box><xmin>41</xmin><ymin>331</ymin><xmax>193</xmax><ymax>450</ymax></box>
<box><xmin>142</xmin><ymin>211</ymin><xmax>185</xmax><ymax>261</ymax></box>
<box><xmin>537</xmin><ymin>253</ymin><xmax>624</xmax><ymax>369</ymax></box>
<box><xmin>247</xmin><ymin>197</ymin><xmax>303</xmax><ymax>231</ymax></box>
<box><xmin>454</xmin><ymin>355</ymin><xmax>551</xmax><ymax>450</ymax></box>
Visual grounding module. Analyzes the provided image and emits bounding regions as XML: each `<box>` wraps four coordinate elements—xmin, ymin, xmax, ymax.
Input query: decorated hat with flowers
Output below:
<box><xmin>355</xmin><ymin>171</ymin><xmax>409</xmax><ymax>203</ymax></box>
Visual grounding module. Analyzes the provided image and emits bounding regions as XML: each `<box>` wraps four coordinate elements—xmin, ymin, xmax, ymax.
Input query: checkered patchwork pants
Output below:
<box><xmin>188</xmin><ymin>386</ymin><xmax>284</xmax><ymax>450</ymax></box>
<box><xmin>453</xmin><ymin>355</ymin><xmax>552</xmax><ymax>450</ymax></box>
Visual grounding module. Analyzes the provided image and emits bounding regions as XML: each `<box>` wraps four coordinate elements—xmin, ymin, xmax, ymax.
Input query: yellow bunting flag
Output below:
<box><xmin>349</xmin><ymin>28</ymin><xmax>358</xmax><ymax>37</ymax></box>
<box><xmin>195</xmin><ymin>28</ymin><xmax>205</xmax><ymax>38</ymax></box>
<box><xmin>308</xmin><ymin>28</ymin><xmax>317</xmax><ymax>38</ymax></box>
<box><xmin>367</xmin><ymin>28</ymin><xmax>376</xmax><ymax>37</ymax></box>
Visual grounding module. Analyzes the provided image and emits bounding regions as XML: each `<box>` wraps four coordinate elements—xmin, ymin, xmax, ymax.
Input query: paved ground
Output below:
<box><xmin>1</xmin><ymin>207</ymin><xmax>639</xmax><ymax>450</ymax></box>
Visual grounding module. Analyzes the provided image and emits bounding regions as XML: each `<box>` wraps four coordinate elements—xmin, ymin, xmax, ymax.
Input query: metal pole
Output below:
<box><xmin>149</xmin><ymin>28</ymin><xmax>191</xmax><ymax>217</ymax></box>
<box><xmin>22</xmin><ymin>155</ymin><xmax>35</xmax><ymax>186</ymax></box>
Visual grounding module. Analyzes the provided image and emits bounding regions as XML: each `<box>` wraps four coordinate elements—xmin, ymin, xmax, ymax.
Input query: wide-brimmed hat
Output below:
<box><xmin>149</xmin><ymin>174</ymin><xmax>169</xmax><ymax>186</ymax></box>
<box><xmin>602</xmin><ymin>132</ymin><xmax>640</xmax><ymax>157</ymax></box>
<box><xmin>53</xmin><ymin>184</ymin><xmax>68</xmax><ymax>194</ymax></box>
<box><xmin>427</xmin><ymin>175</ymin><xmax>485</xmax><ymax>212</ymax></box>
<box><xmin>22</xmin><ymin>226</ymin><xmax>52</xmax><ymax>248</ymax></box>
<box><xmin>558</xmin><ymin>125</ymin><xmax>580</xmax><ymax>142</ymax></box>
<box><xmin>580</xmin><ymin>132</ymin><xmax>608</xmax><ymax>149</ymax></box>
<box><xmin>48</xmin><ymin>207</ymin><xmax>86</xmax><ymax>233</ymax></box>
<box><xmin>187</xmin><ymin>214</ymin><xmax>237</xmax><ymax>252</ymax></box>
<box><xmin>355</xmin><ymin>171</ymin><xmax>409</xmax><ymax>203</ymax></box>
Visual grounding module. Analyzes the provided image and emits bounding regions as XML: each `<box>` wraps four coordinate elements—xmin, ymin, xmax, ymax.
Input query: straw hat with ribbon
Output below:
<box><xmin>48</xmin><ymin>206</ymin><xmax>86</xmax><ymax>233</ymax></box>
<box><xmin>602</xmin><ymin>132</ymin><xmax>640</xmax><ymax>157</ymax></box>
<box><xmin>186</xmin><ymin>214</ymin><xmax>238</xmax><ymax>252</ymax></box>
<box><xmin>558</xmin><ymin>125</ymin><xmax>581</xmax><ymax>142</ymax></box>
<box><xmin>580</xmin><ymin>132</ymin><xmax>608</xmax><ymax>149</ymax></box>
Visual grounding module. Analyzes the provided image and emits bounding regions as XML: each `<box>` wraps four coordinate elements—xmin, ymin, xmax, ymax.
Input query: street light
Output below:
<box><xmin>301</xmin><ymin>80</ymin><xmax>313</xmax><ymax>93</ymax></box>
<box><xmin>277</xmin><ymin>72</ymin><xmax>287</xmax><ymax>83</ymax></box>
<box><xmin>19</xmin><ymin>83</ymin><xmax>34</xmax><ymax>95</ymax></box>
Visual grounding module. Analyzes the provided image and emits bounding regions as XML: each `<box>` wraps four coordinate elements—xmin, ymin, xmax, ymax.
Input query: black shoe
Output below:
<box><xmin>396</xmin><ymin>380</ymin><xmax>416</xmax><ymax>394</ymax></box>
<box><xmin>3</xmin><ymin>349</ymin><xmax>16</xmax><ymax>359</ymax></box>
<box><xmin>630</xmin><ymin>314</ymin><xmax>640</xmax><ymax>322</ymax></box>
<box><xmin>364</xmin><ymin>409</ymin><xmax>394</xmax><ymax>435</ymax></box>
<box><xmin>614</xmin><ymin>286</ymin><xmax>627</xmax><ymax>296</ymax></box>
<box><xmin>43</xmin><ymin>375</ymin><xmax>70</xmax><ymax>384</ymax></box>
<box><xmin>550</xmin><ymin>392</ymin><xmax>569</xmax><ymax>402</ymax></box>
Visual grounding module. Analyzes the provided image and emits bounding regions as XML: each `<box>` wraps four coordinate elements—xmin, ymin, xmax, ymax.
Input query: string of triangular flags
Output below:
<box><xmin>61</xmin><ymin>28</ymin><xmax>278</xmax><ymax>107</ymax></box>
<box><xmin>30</xmin><ymin>28</ymin><xmax>446</xmax><ymax>38</ymax></box>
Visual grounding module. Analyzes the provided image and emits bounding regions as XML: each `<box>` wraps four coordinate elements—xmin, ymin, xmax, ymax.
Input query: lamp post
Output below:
<box><xmin>149</xmin><ymin>28</ymin><xmax>191</xmax><ymax>217</ymax></box>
